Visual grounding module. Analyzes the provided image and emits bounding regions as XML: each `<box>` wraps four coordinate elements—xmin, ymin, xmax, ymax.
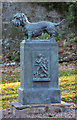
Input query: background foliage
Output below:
<box><xmin>38</xmin><ymin>2</ymin><xmax>76</xmax><ymax>30</ymax></box>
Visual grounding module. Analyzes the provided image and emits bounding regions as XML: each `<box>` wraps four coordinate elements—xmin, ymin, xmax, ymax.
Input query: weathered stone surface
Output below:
<box><xmin>10</xmin><ymin>101</ymin><xmax>74</xmax><ymax>116</ymax></box>
<box><xmin>18</xmin><ymin>39</ymin><xmax>61</xmax><ymax>105</ymax></box>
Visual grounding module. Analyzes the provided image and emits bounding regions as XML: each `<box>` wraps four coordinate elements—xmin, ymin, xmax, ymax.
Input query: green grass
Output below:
<box><xmin>59</xmin><ymin>70</ymin><xmax>77</xmax><ymax>77</ymax></box>
<box><xmin>2</xmin><ymin>72</ymin><xmax>20</xmax><ymax>84</ymax></box>
<box><xmin>1</xmin><ymin>71</ymin><xmax>77</xmax><ymax>109</ymax></box>
<box><xmin>0</xmin><ymin>82</ymin><xmax>20</xmax><ymax>109</ymax></box>
<box><xmin>59</xmin><ymin>75</ymin><xmax>77</xmax><ymax>103</ymax></box>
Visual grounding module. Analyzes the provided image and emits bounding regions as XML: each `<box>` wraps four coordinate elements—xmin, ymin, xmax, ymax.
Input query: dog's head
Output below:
<box><xmin>12</xmin><ymin>13</ymin><xmax>28</xmax><ymax>27</ymax></box>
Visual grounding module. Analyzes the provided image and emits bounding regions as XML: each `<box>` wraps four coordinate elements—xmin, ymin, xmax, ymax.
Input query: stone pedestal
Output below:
<box><xmin>10</xmin><ymin>101</ymin><xmax>74</xmax><ymax>117</ymax></box>
<box><xmin>19</xmin><ymin>39</ymin><xmax>61</xmax><ymax>105</ymax></box>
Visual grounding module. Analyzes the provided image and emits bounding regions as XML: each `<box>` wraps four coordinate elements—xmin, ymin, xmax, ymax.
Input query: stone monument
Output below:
<box><xmin>19</xmin><ymin>39</ymin><xmax>61</xmax><ymax>104</ymax></box>
<box><xmin>12</xmin><ymin>13</ymin><xmax>63</xmax><ymax>105</ymax></box>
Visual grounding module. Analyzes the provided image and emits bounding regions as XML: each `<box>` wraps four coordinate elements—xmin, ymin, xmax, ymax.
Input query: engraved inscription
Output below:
<box><xmin>33</xmin><ymin>54</ymin><xmax>49</xmax><ymax>78</ymax></box>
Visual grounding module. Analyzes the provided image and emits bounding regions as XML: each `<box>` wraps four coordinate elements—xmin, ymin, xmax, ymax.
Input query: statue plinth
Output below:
<box><xmin>19</xmin><ymin>40</ymin><xmax>61</xmax><ymax>105</ymax></box>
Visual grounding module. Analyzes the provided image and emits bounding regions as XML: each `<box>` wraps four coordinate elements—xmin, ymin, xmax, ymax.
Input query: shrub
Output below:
<box><xmin>40</xmin><ymin>33</ymin><xmax>50</xmax><ymax>40</ymax></box>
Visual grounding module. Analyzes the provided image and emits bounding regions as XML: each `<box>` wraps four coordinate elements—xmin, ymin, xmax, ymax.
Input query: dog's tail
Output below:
<box><xmin>54</xmin><ymin>19</ymin><xmax>65</xmax><ymax>26</ymax></box>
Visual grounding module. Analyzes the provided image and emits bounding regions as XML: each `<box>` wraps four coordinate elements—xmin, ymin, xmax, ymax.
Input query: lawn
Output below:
<box><xmin>1</xmin><ymin>71</ymin><xmax>77</xmax><ymax>109</ymax></box>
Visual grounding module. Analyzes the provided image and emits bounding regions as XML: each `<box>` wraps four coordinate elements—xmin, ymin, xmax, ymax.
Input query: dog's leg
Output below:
<box><xmin>27</xmin><ymin>31</ymin><xmax>32</xmax><ymax>41</ymax></box>
<box><xmin>48</xmin><ymin>30</ymin><xmax>55</xmax><ymax>40</ymax></box>
<box><xmin>52</xmin><ymin>31</ymin><xmax>55</xmax><ymax>39</ymax></box>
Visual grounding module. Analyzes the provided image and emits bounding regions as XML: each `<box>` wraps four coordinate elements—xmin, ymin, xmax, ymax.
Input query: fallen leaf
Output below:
<box><xmin>71</xmin><ymin>104</ymin><xmax>76</xmax><ymax>109</ymax></box>
<box><xmin>62</xmin><ymin>115</ymin><xmax>64</xmax><ymax>117</ymax></box>
<box><xmin>8</xmin><ymin>111</ymin><xmax>11</xmax><ymax>114</ymax></box>
<box><xmin>34</xmin><ymin>113</ymin><xmax>38</xmax><ymax>115</ymax></box>
<box><xmin>12</xmin><ymin>85</ymin><xmax>14</xmax><ymax>87</ymax></box>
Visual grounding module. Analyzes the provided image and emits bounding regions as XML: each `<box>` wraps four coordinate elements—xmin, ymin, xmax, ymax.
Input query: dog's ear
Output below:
<box><xmin>21</xmin><ymin>13</ymin><xmax>25</xmax><ymax>18</ymax></box>
<box><xmin>22</xmin><ymin>14</ymin><xmax>29</xmax><ymax>25</ymax></box>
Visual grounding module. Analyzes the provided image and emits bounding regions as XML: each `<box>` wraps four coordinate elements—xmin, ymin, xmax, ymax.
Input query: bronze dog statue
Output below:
<box><xmin>12</xmin><ymin>13</ymin><xmax>65</xmax><ymax>41</ymax></box>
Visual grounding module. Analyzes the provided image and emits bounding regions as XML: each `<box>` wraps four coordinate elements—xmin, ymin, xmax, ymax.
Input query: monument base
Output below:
<box><xmin>19</xmin><ymin>88</ymin><xmax>61</xmax><ymax>105</ymax></box>
<box><xmin>10</xmin><ymin>101</ymin><xmax>74</xmax><ymax>117</ymax></box>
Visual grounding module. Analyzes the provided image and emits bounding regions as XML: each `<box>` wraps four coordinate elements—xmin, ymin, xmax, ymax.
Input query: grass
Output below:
<box><xmin>1</xmin><ymin>71</ymin><xmax>77</xmax><ymax>109</ymax></box>
<box><xmin>2</xmin><ymin>72</ymin><xmax>20</xmax><ymax>84</ymax></box>
<box><xmin>59</xmin><ymin>75</ymin><xmax>76</xmax><ymax>103</ymax></box>
<box><xmin>59</xmin><ymin>70</ymin><xmax>77</xmax><ymax>77</ymax></box>
<box><xmin>0</xmin><ymin>82</ymin><xmax>20</xmax><ymax>109</ymax></box>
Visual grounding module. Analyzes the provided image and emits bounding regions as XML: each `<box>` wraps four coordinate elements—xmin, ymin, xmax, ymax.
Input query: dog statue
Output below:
<box><xmin>12</xmin><ymin>13</ymin><xmax>65</xmax><ymax>41</ymax></box>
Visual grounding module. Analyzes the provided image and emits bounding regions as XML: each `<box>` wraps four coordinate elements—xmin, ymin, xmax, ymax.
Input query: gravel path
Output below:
<box><xmin>1</xmin><ymin>62</ymin><xmax>76</xmax><ymax>73</ymax></box>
